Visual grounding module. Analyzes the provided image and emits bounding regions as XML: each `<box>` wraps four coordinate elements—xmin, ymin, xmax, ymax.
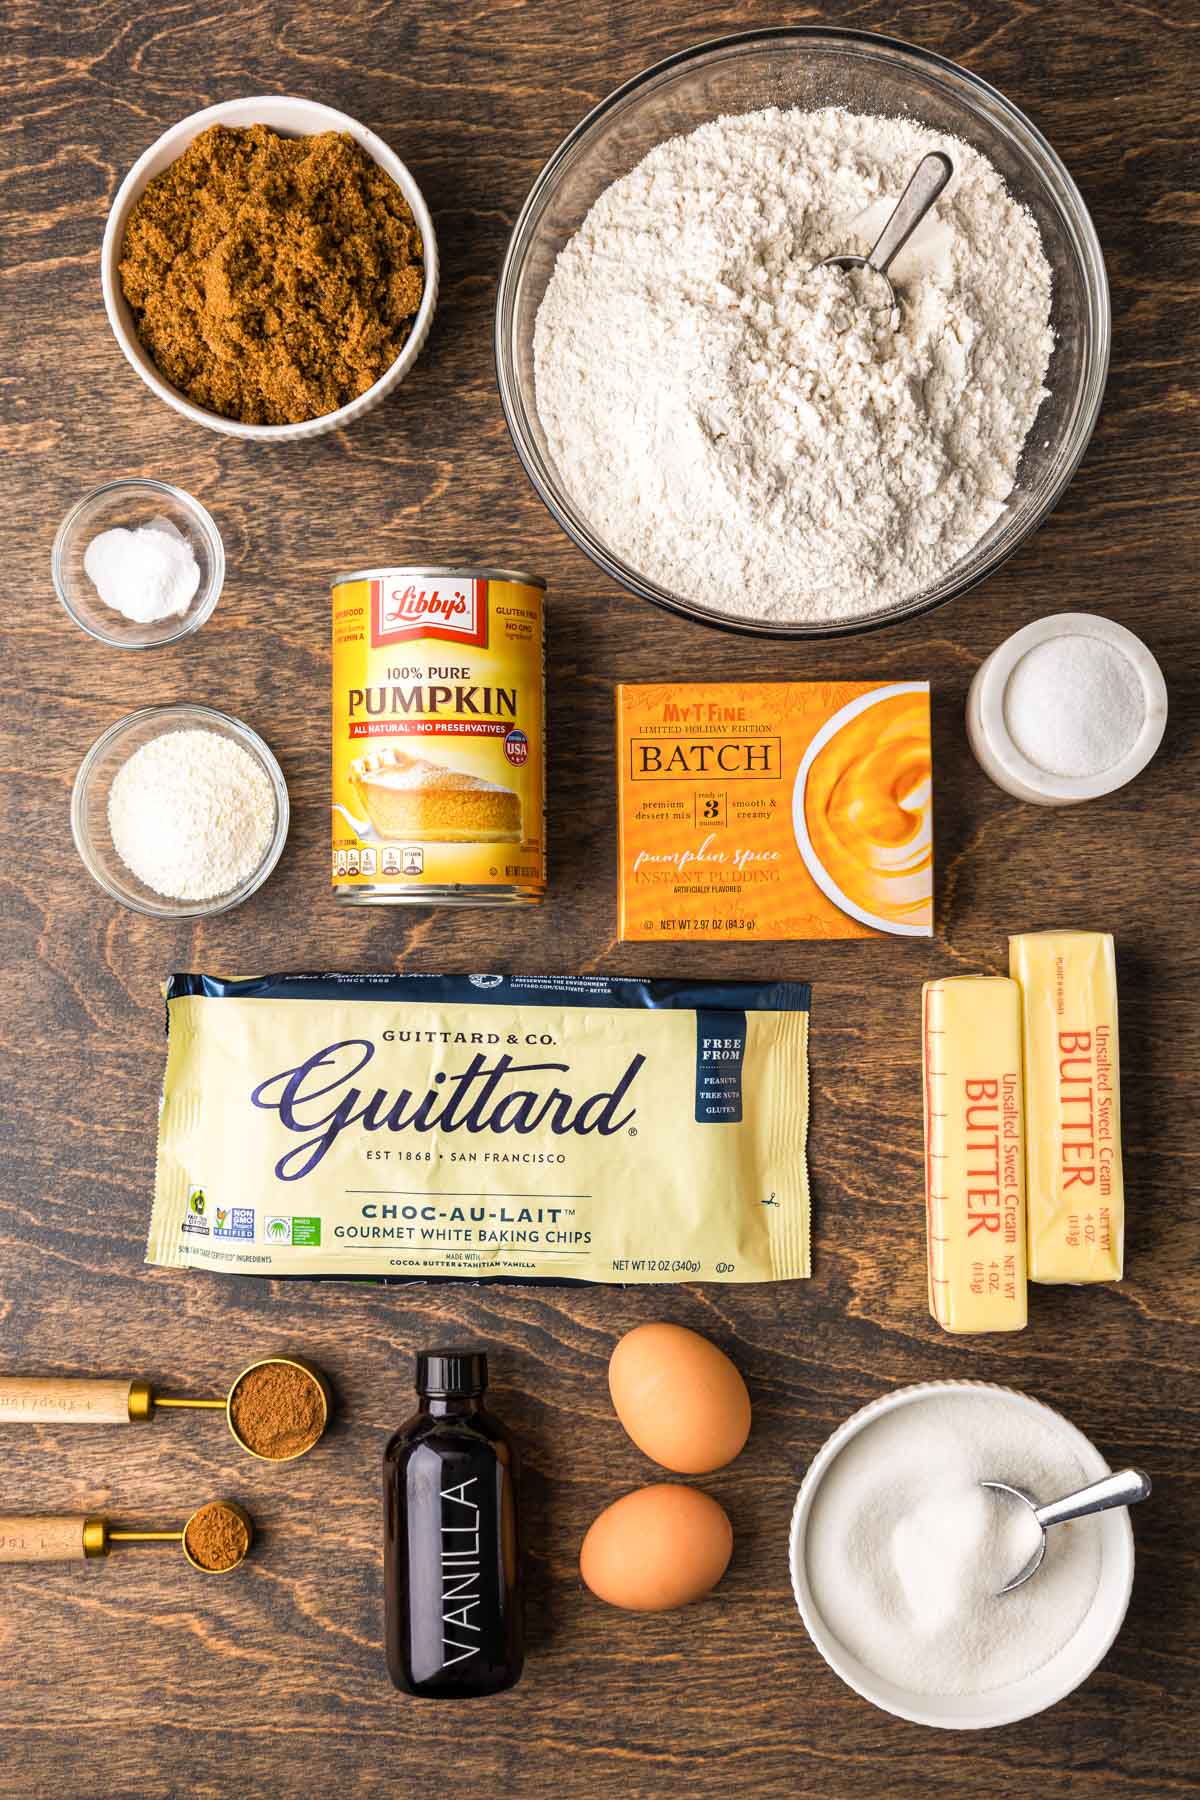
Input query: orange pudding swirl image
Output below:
<box><xmin>803</xmin><ymin>692</ymin><xmax>933</xmax><ymax>927</ymax></box>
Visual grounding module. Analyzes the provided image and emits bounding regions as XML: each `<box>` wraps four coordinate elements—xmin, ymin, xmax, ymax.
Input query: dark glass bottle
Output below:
<box><xmin>383</xmin><ymin>1349</ymin><xmax>523</xmax><ymax>1697</ymax></box>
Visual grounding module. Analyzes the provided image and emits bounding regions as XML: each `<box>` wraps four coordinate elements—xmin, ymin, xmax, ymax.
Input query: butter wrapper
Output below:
<box><xmin>1010</xmin><ymin>932</ymin><xmax>1125</xmax><ymax>1283</ymax></box>
<box><xmin>148</xmin><ymin>972</ymin><xmax>810</xmax><ymax>1284</ymax></box>
<box><xmin>922</xmin><ymin>976</ymin><xmax>1028</xmax><ymax>1333</ymax></box>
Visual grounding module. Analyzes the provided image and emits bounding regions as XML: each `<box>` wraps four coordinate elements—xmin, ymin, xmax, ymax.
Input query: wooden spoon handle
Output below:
<box><xmin>0</xmin><ymin>1516</ymin><xmax>96</xmax><ymax>1562</ymax></box>
<box><xmin>0</xmin><ymin>1377</ymin><xmax>142</xmax><ymax>1425</ymax></box>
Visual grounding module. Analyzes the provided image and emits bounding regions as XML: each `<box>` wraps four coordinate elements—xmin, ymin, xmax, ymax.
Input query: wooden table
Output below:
<box><xmin>2</xmin><ymin>3</ymin><xmax>1196</xmax><ymax>1795</ymax></box>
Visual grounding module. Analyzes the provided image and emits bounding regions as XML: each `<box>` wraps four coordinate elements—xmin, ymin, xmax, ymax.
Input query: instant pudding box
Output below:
<box><xmin>616</xmin><ymin>681</ymin><xmax>934</xmax><ymax>941</ymax></box>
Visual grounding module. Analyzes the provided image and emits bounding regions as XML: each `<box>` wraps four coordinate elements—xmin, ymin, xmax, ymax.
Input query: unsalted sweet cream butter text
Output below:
<box><xmin>922</xmin><ymin>976</ymin><xmax>1029</xmax><ymax>1333</ymax></box>
<box><xmin>1010</xmin><ymin>931</ymin><xmax>1125</xmax><ymax>1283</ymax></box>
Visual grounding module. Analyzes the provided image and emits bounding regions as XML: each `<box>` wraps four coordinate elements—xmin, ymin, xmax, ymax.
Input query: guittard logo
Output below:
<box><xmin>250</xmin><ymin>1040</ymin><xmax>645</xmax><ymax>1180</ymax></box>
<box><xmin>371</xmin><ymin>577</ymin><xmax>489</xmax><ymax>649</ymax></box>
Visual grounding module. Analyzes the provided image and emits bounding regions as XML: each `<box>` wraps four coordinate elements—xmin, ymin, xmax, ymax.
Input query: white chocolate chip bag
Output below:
<box><xmin>148</xmin><ymin>972</ymin><xmax>810</xmax><ymax>1284</ymax></box>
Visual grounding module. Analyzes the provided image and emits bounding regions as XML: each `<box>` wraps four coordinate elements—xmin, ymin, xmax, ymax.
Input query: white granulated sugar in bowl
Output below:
<box><xmin>534</xmin><ymin>106</ymin><xmax>1056</xmax><ymax>624</ymax></box>
<box><xmin>804</xmin><ymin>1392</ymin><xmax>1104</xmax><ymax>1697</ymax></box>
<box><xmin>1004</xmin><ymin>634</ymin><xmax>1146</xmax><ymax>777</ymax></box>
<box><xmin>108</xmin><ymin>728</ymin><xmax>275</xmax><ymax>902</ymax></box>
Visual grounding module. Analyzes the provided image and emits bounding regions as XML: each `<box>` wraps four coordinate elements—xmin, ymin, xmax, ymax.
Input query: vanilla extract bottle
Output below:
<box><xmin>384</xmin><ymin>1350</ymin><xmax>523</xmax><ymax>1697</ymax></box>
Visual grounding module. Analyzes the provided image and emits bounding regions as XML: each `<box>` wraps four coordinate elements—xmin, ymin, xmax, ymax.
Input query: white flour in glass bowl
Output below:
<box><xmin>534</xmin><ymin>106</ymin><xmax>1055</xmax><ymax>624</ymax></box>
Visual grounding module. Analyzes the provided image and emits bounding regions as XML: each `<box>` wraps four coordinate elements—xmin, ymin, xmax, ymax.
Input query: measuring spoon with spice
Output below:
<box><xmin>0</xmin><ymin>1357</ymin><xmax>330</xmax><ymax>1462</ymax></box>
<box><xmin>0</xmin><ymin>1499</ymin><xmax>253</xmax><ymax>1573</ymax></box>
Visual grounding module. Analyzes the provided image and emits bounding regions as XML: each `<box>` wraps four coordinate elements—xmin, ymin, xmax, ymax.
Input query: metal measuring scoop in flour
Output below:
<box><xmin>820</xmin><ymin>151</ymin><xmax>954</xmax><ymax>307</ymax></box>
<box><xmin>982</xmin><ymin>1467</ymin><xmax>1151</xmax><ymax>1594</ymax></box>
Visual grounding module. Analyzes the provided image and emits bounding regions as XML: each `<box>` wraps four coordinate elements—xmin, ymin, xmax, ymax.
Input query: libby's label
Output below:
<box><xmin>371</xmin><ymin>576</ymin><xmax>488</xmax><ymax>648</ymax></box>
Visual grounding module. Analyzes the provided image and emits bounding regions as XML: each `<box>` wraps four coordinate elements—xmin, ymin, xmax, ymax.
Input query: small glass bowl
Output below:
<box><xmin>71</xmin><ymin>703</ymin><xmax>289</xmax><ymax>919</ymax></box>
<box><xmin>53</xmin><ymin>479</ymin><xmax>224</xmax><ymax>649</ymax></box>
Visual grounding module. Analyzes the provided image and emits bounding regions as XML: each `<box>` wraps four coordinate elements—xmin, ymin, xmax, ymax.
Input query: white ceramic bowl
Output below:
<box><xmin>966</xmin><ymin>612</ymin><xmax>1168</xmax><ymax>804</ymax></box>
<box><xmin>791</xmin><ymin>681</ymin><xmax>932</xmax><ymax>936</ymax></box>
<box><xmin>788</xmin><ymin>1381</ymin><xmax>1135</xmax><ymax>1729</ymax></box>
<box><xmin>101</xmin><ymin>96</ymin><xmax>439</xmax><ymax>441</ymax></box>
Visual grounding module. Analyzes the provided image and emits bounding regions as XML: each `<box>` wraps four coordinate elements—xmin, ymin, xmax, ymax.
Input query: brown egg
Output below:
<box><xmin>580</xmin><ymin>1485</ymin><xmax>733</xmax><ymax>1611</ymax></box>
<box><xmin>608</xmin><ymin>1322</ymin><xmax>751</xmax><ymax>1473</ymax></box>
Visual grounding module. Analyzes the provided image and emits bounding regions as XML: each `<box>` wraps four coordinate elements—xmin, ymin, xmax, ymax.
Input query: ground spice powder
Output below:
<box><xmin>230</xmin><ymin>1360</ymin><xmax>326</xmax><ymax>1460</ymax></box>
<box><xmin>184</xmin><ymin>1501</ymin><xmax>250</xmax><ymax>1572</ymax></box>
<box><xmin>119</xmin><ymin>124</ymin><xmax>424</xmax><ymax>425</ymax></box>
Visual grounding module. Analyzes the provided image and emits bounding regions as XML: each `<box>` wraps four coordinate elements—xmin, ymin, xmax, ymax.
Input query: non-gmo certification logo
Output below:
<box><xmin>214</xmin><ymin>1206</ymin><xmax>255</xmax><ymax>1241</ymax></box>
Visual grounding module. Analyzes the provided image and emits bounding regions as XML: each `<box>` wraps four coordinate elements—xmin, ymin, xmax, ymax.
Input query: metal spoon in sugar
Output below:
<box><xmin>982</xmin><ymin>1466</ymin><xmax>1151</xmax><ymax>1594</ymax></box>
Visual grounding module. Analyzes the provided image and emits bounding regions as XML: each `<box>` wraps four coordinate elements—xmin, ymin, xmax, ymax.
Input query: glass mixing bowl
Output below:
<box><xmin>495</xmin><ymin>27</ymin><xmax>1110</xmax><ymax>638</ymax></box>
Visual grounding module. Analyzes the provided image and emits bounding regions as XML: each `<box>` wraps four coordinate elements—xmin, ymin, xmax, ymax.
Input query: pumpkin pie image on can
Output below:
<box><xmin>331</xmin><ymin>566</ymin><xmax>545</xmax><ymax>905</ymax></box>
<box><xmin>348</xmin><ymin>746</ymin><xmax>523</xmax><ymax>844</ymax></box>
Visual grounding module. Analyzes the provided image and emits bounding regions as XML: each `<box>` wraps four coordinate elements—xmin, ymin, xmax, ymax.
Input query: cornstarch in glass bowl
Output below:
<box><xmin>108</xmin><ymin>728</ymin><xmax>275</xmax><ymax>902</ymax></box>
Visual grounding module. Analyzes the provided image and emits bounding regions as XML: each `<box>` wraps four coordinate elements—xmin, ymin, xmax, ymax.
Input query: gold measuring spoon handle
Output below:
<box><xmin>0</xmin><ymin>1514</ymin><xmax>110</xmax><ymax>1562</ymax></box>
<box><xmin>152</xmin><ymin>1397</ymin><xmax>228</xmax><ymax>1411</ymax></box>
<box><xmin>108</xmin><ymin>1529</ymin><xmax>184</xmax><ymax>1544</ymax></box>
<box><xmin>0</xmin><ymin>1376</ymin><xmax>154</xmax><ymax>1424</ymax></box>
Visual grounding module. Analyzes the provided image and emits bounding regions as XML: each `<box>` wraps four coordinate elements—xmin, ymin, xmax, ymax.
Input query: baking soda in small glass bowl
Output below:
<box><xmin>54</xmin><ymin>479</ymin><xmax>223</xmax><ymax>649</ymax></box>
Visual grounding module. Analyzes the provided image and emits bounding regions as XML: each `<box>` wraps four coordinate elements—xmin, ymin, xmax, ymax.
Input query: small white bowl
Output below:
<box><xmin>791</xmin><ymin>681</ymin><xmax>932</xmax><ymax>937</ymax></box>
<box><xmin>788</xmin><ymin>1381</ymin><xmax>1135</xmax><ymax>1729</ymax></box>
<box><xmin>966</xmin><ymin>613</ymin><xmax>1167</xmax><ymax>805</ymax></box>
<box><xmin>71</xmin><ymin>703</ymin><xmax>289</xmax><ymax>918</ymax></box>
<box><xmin>53</xmin><ymin>479</ymin><xmax>223</xmax><ymax>649</ymax></box>
<box><xmin>101</xmin><ymin>96</ymin><xmax>439</xmax><ymax>441</ymax></box>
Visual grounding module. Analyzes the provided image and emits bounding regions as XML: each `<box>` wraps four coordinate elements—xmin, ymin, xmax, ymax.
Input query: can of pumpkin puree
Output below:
<box><xmin>332</xmin><ymin>567</ymin><xmax>546</xmax><ymax>905</ymax></box>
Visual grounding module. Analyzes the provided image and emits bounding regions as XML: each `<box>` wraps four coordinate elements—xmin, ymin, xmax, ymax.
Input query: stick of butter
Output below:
<box><xmin>922</xmin><ymin>977</ymin><xmax>1028</xmax><ymax>1333</ymax></box>
<box><xmin>1010</xmin><ymin>932</ymin><xmax>1125</xmax><ymax>1283</ymax></box>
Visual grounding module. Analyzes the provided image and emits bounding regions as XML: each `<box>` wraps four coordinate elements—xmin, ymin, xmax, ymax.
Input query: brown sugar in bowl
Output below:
<box><xmin>227</xmin><ymin>1356</ymin><xmax>331</xmax><ymax>1462</ymax></box>
<box><xmin>101</xmin><ymin>96</ymin><xmax>439</xmax><ymax>442</ymax></box>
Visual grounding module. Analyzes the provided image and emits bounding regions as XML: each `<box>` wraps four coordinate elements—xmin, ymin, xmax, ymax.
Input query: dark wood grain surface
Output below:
<box><xmin>2</xmin><ymin>2</ymin><xmax>1197</xmax><ymax>1796</ymax></box>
